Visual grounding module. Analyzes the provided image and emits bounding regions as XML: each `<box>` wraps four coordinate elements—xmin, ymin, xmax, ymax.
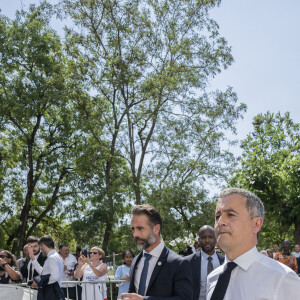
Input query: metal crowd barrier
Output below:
<box><xmin>0</xmin><ymin>284</ymin><xmax>37</xmax><ymax>300</ymax></box>
<box><xmin>63</xmin><ymin>279</ymin><xmax>125</xmax><ymax>300</ymax></box>
<box><xmin>0</xmin><ymin>280</ymin><xmax>126</xmax><ymax>300</ymax></box>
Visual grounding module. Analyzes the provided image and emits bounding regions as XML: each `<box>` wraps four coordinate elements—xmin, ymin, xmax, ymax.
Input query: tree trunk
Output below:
<box><xmin>102</xmin><ymin>159</ymin><xmax>115</xmax><ymax>253</ymax></box>
<box><xmin>133</xmin><ymin>175</ymin><xmax>141</xmax><ymax>205</ymax></box>
<box><xmin>294</xmin><ymin>220</ymin><xmax>300</xmax><ymax>245</ymax></box>
<box><xmin>102</xmin><ymin>218</ymin><xmax>113</xmax><ymax>254</ymax></box>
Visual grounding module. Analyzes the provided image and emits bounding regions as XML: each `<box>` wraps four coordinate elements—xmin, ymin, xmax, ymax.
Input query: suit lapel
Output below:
<box><xmin>147</xmin><ymin>245</ymin><xmax>168</xmax><ymax>291</ymax></box>
<box><xmin>195</xmin><ymin>251</ymin><xmax>201</xmax><ymax>286</ymax></box>
<box><xmin>129</xmin><ymin>252</ymin><xmax>143</xmax><ymax>292</ymax></box>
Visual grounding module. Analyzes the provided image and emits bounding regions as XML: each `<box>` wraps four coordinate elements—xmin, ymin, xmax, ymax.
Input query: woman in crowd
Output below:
<box><xmin>75</xmin><ymin>247</ymin><xmax>107</xmax><ymax>300</ymax></box>
<box><xmin>114</xmin><ymin>250</ymin><xmax>134</xmax><ymax>299</ymax></box>
<box><xmin>0</xmin><ymin>250</ymin><xmax>21</xmax><ymax>283</ymax></box>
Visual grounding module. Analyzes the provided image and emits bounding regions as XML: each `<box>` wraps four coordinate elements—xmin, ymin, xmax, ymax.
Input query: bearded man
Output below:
<box><xmin>120</xmin><ymin>204</ymin><xmax>193</xmax><ymax>300</ymax></box>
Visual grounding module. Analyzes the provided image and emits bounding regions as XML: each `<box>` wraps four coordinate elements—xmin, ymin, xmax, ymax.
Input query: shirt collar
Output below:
<box><xmin>201</xmin><ymin>250</ymin><xmax>217</xmax><ymax>260</ymax></box>
<box><xmin>47</xmin><ymin>249</ymin><xmax>56</xmax><ymax>257</ymax></box>
<box><xmin>143</xmin><ymin>242</ymin><xmax>164</xmax><ymax>258</ymax></box>
<box><xmin>225</xmin><ymin>246</ymin><xmax>259</xmax><ymax>271</ymax></box>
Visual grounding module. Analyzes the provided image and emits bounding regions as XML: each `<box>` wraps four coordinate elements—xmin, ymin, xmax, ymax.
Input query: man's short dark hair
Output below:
<box><xmin>27</xmin><ymin>236</ymin><xmax>39</xmax><ymax>243</ymax></box>
<box><xmin>39</xmin><ymin>235</ymin><xmax>55</xmax><ymax>249</ymax></box>
<box><xmin>131</xmin><ymin>204</ymin><xmax>162</xmax><ymax>233</ymax></box>
<box><xmin>59</xmin><ymin>243</ymin><xmax>69</xmax><ymax>250</ymax></box>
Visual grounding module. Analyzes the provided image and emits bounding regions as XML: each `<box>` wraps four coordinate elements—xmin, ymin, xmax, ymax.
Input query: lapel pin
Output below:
<box><xmin>158</xmin><ymin>262</ymin><xmax>161</xmax><ymax>266</ymax></box>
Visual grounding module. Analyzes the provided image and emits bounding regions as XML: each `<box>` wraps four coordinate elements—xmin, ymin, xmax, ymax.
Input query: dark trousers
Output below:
<box><xmin>37</xmin><ymin>282</ymin><xmax>65</xmax><ymax>300</ymax></box>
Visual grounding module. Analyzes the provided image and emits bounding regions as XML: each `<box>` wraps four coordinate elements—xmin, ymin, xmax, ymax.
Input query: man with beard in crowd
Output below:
<box><xmin>27</xmin><ymin>236</ymin><xmax>47</xmax><ymax>285</ymax></box>
<box><xmin>33</xmin><ymin>235</ymin><xmax>64</xmax><ymax>300</ymax></box>
<box><xmin>186</xmin><ymin>225</ymin><xmax>224</xmax><ymax>300</ymax></box>
<box><xmin>120</xmin><ymin>204</ymin><xmax>193</xmax><ymax>300</ymax></box>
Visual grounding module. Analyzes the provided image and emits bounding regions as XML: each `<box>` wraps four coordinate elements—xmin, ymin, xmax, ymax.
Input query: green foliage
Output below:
<box><xmin>0</xmin><ymin>3</ymin><xmax>83</xmax><ymax>252</ymax></box>
<box><xmin>148</xmin><ymin>185</ymin><xmax>217</xmax><ymax>251</ymax></box>
<box><xmin>257</xmin><ymin>211</ymin><xmax>294</xmax><ymax>250</ymax></box>
<box><xmin>230</xmin><ymin>112</ymin><xmax>300</xmax><ymax>246</ymax></box>
<box><xmin>0</xmin><ymin>0</ymin><xmax>246</xmax><ymax>254</ymax></box>
<box><xmin>60</xmin><ymin>0</ymin><xmax>245</xmax><ymax>250</ymax></box>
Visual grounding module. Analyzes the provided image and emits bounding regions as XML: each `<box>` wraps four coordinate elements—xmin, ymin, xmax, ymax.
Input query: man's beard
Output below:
<box><xmin>202</xmin><ymin>244</ymin><xmax>215</xmax><ymax>254</ymax></box>
<box><xmin>135</xmin><ymin>232</ymin><xmax>156</xmax><ymax>251</ymax></box>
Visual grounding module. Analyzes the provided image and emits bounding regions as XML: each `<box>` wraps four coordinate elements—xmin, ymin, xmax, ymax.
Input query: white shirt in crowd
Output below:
<box><xmin>207</xmin><ymin>246</ymin><xmax>300</xmax><ymax>300</ymax></box>
<box><xmin>61</xmin><ymin>253</ymin><xmax>77</xmax><ymax>288</ymax></box>
<box><xmin>291</xmin><ymin>251</ymin><xmax>300</xmax><ymax>258</ymax></box>
<box><xmin>42</xmin><ymin>249</ymin><xmax>64</xmax><ymax>286</ymax></box>
<box><xmin>199</xmin><ymin>250</ymin><xmax>221</xmax><ymax>300</ymax></box>
<box><xmin>134</xmin><ymin>242</ymin><xmax>164</xmax><ymax>295</ymax></box>
<box><xmin>27</xmin><ymin>251</ymin><xmax>43</xmax><ymax>281</ymax></box>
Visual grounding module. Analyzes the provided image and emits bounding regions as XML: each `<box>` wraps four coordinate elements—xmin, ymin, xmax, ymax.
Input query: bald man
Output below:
<box><xmin>185</xmin><ymin>225</ymin><xmax>224</xmax><ymax>300</ymax></box>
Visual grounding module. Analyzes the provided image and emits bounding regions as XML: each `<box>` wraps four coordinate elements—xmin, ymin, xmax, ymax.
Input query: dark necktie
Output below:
<box><xmin>210</xmin><ymin>262</ymin><xmax>237</xmax><ymax>300</ymax></box>
<box><xmin>207</xmin><ymin>256</ymin><xmax>214</xmax><ymax>275</ymax></box>
<box><xmin>29</xmin><ymin>262</ymin><xmax>33</xmax><ymax>280</ymax></box>
<box><xmin>138</xmin><ymin>253</ymin><xmax>152</xmax><ymax>296</ymax></box>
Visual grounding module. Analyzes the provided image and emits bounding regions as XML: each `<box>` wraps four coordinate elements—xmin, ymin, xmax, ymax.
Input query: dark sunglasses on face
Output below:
<box><xmin>0</xmin><ymin>255</ymin><xmax>8</xmax><ymax>258</ymax></box>
<box><xmin>90</xmin><ymin>252</ymin><xmax>99</xmax><ymax>255</ymax></box>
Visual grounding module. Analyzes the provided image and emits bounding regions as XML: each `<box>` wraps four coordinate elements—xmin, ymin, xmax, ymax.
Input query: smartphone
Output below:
<box><xmin>82</xmin><ymin>249</ymin><xmax>88</xmax><ymax>257</ymax></box>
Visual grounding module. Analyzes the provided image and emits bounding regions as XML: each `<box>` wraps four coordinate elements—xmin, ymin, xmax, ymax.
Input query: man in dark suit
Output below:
<box><xmin>185</xmin><ymin>225</ymin><xmax>224</xmax><ymax>300</ymax></box>
<box><xmin>27</xmin><ymin>236</ymin><xmax>47</xmax><ymax>286</ymax></box>
<box><xmin>120</xmin><ymin>204</ymin><xmax>193</xmax><ymax>300</ymax></box>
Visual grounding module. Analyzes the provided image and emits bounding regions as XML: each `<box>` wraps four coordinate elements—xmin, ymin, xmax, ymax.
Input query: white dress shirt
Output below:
<box><xmin>200</xmin><ymin>251</ymin><xmax>221</xmax><ymax>300</ymax></box>
<box><xmin>61</xmin><ymin>253</ymin><xmax>77</xmax><ymax>287</ymax></box>
<box><xmin>134</xmin><ymin>242</ymin><xmax>164</xmax><ymax>295</ymax></box>
<box><xmin>207</xmin><ymin>246</ymin><xmax>300</xmax><ymax>300</ymax></box>
<box><xmin>27</xmin><ymin>251</ymin><xmax>44</xmax><ymax>281</ymax></box>
<box><xmin>42</xmin><ymin>249</ymin><xmax>64</xmax><ymax>286</ymax></box>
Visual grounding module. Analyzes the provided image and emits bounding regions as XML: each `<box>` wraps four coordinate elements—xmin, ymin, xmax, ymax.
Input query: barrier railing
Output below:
<box><xmin>0</xmin><ymin>280</ymin><xmax>126</xmax><ymax>300</ymax></box>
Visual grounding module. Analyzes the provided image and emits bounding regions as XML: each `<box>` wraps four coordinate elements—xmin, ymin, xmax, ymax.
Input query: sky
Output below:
<box><xmin>210</xmin><ymin>0</ymin><xmax>300</xmax><ymax>152</ymax></box>
<box><xmin>1</xmin><ymin>0</ymin><xmax>300</xmax><ymax>157</ymax></box>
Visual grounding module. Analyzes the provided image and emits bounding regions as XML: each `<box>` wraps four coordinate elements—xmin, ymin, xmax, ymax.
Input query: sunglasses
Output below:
<box><xmin>0</xmin><ymin>255</ymin><xmax>8</xmax><ymax>258</ymax></box>
<box><xmin>90</xmin><ymin>252</ymin><xmax>99</xmax><ymax>255</ymax></box>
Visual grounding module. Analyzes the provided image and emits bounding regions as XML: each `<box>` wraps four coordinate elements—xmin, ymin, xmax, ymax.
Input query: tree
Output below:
<box><xmin>230</xmin><ymin>112</ymin><xmax>300</xmax><ymax>245</ymax></box>
<box><xmin>61</xmin><ymin>0</ymin><xmax>246</xmax><ymax>248</ymax></box>
<box><xmin>0</xmin><ymin>3</ymin><xmax>83</xmax><ymax>253</ymax></box>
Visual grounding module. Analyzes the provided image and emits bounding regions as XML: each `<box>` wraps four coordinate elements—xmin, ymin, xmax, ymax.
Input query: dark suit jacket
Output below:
<box><xmin>185</xmin><ymin>251</ymin><xmax>225</xmax><ymax>300</ymax></box>
<box><xmin>129</xmin><ymin>245</ymin><xmax>193</xmax><ymax>300</ymax></box>
<box><xmin>296</xmin><ymin>256</ymin><xmax>300</xmax><ymax>274</ymax></box>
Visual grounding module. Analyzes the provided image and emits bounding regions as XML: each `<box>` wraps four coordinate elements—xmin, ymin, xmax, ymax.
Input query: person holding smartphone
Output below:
<box><xmin>75</xmin><ymin>247</ymin><xmax>107</xmax><ymax>300</ymax></box>
<box><xmin>0</xmin><ymin>250</ymin><xmax>21</xmax><ymax>284</ymax></box>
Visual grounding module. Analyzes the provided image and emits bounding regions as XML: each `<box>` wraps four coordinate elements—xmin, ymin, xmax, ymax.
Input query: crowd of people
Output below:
<box><xmin>1</xmin><ymin>187</ymin><xmax>300</xmax><ymax>300</ymax></box>
<box><xmin>0</xmin><ymin>236</ymin><xmax>109</xmax><ymax>300</ymax></box>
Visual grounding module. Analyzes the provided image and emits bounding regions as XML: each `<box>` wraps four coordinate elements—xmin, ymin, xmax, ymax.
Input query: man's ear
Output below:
<box><xmin>154</xmin><ymin>224</ymin><xmax>160</xmax><ymax>234</ymax></box>
<box><xmin>252</xmin><ymin>217</ymin><xmax>263</xmax><ymax>234</ymax></box>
